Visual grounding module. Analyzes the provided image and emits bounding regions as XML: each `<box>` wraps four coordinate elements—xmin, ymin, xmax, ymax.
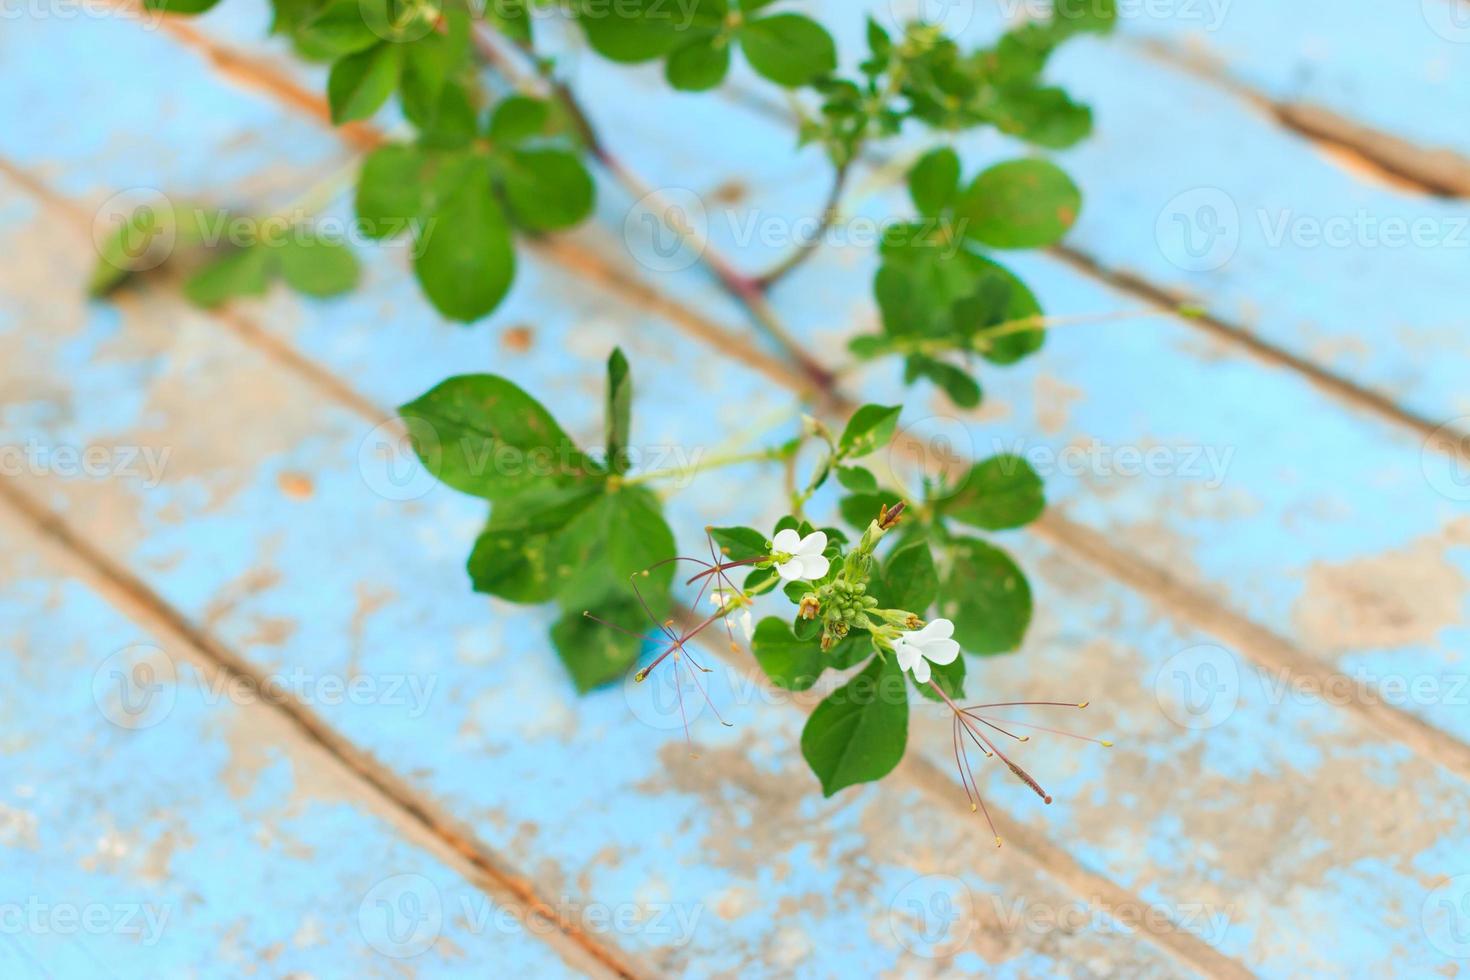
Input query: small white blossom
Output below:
<box><xmin>893</xmin><ymin>619</ymin><xmax>960</xmax><ymax>685</ymax></box>
<box><xmin>710</xmin><ymin>590</ymin><xmax>754</xmax><ymax>641</ymax></box>
<box><xmin>771</xmin><ymin>528</ymin><xmax>829</xmax><ymax>582</ymax></box>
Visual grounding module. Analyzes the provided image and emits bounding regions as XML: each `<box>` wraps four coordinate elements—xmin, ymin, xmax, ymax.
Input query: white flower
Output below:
<box><xmin>771</xmin><ymin>528</ymin><xmax>829</xmax><ymax>582</ymax></box>
<box><xmin>710</xmin><ymin>590</ymin><xmax>754</xmax><ymax>641</ymax></box>
<box><xmin>893</xmin><ymin>619</ymin><xmax>960</xmax><ymax>685</ymax></box>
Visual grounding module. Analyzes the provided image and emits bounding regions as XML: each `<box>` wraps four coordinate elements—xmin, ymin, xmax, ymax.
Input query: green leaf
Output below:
<box><xmin>1053</xmin><ymin>0</ymin><xmax>1119</xmax><ymax>35</ymax></box>
<box><xmin>605</xmin><ymin>348</ymin><xmax>632</xmax><ymax>475</ymax></box>
<box><xmin>408</xmin><ymin>80</ymin><xmax>479</xmax><ymax>150</ymax></box>
<box><xmin>327</xmin><ymin>44</ymin><xmax>401</xmax><ymax>125</ymax></box>
<box><xmin>496</xmin><ymin>148</ymin><xmax>596</xmax><ymax>232</ymax></box>
<box><xmin>710</xmin><ymin>526</ymin><xmax>767</xmax><ymax>560</ymax></box>
<box><xmin>400</xmin><ymin>30</ymin><xmax>467</xmax><ymax>125</ymax></box>
<box><xmin>488</xmin><ymin>95</ymin><xmax>552</xmax><ymax>144</ymax></box>
<box><xmin>141</xmin><ymin>0</ymin><xmax>220</xmax><ymax>12</ymax></box>
<box><xmin>575</xmin><ymin>0</ymin><xmax>683</xmax><ymax>62</ymax></box>
<box><xmin>277</xmin><ymin>234</ymin><xmax>360</xmax><ymax>297</ymax></box>
<box><xmin>467</xmin><ymin>481</ymin><xmax>603</xmax><ymax>604</ymax></box>
<box><xmin>904</xmin><ymin>355</ymin><xmax>982</xmax><ymax>408</ymax></box>
<box><xmin>413</xmin><ymin>156</ymin><xmax>517</xmax><ymax>321</ymax></box>
<box><xmin>549</xmin><ymin>487</ymin><xmax>676</xmax><ymax>610</ymax></box>
<box><xmin>666</xmin><ymin>35</ymin><xmax>731</xmax><ymax>91</ymax></box>
<box><xmin>487</xmin><ymin>0</ymin><xmax>533</xmax><ymax>44</ymax></box>
<box><xmin>398</xmin><ymin>373</ymin><xmax>595</xmax><ymax>500</ymax></box>
<box><xmin>739</xmin><ymin>14</ymin><xmax>836</xmax><ymax>87</ymax></box>
<box><xmin>183</xmin><ymin>246</ymin><xmax>273</xmax><ymax>309</ymax></box>
<box><xmin>838</xmin><ymin>492</ymin><xmax>890</xmax><ymax>531</ymax></box>
<box><xmin>835</xmin><ymin>465</ymin><xmax>877</xmax><ymax>493</ymax></box>
<box><xmin>908</xmin><ymin>147</ymin><xmax>961</xmax><ymax>218</ymax></box>
<box><xmin>88</xmin><ymin>200</ymin><xmax>182</xmax><ymax>296</ymax></box>
<box><xmin>945</xmin><ymin>455</ymin><xmax>1045</xmax><ymax>530</ymax></box>
<box><xmin>468</xmin><ymin>527</ymin><xmax>560</xmax><ymax>603</ymax></box>
<box><xmin>294</xmin><ymin>0</ymin><xmax>380</xmax><ymax>56</ymax></box>
<box><xmin>751</xmin><ymin>618</ymin><xmax>824</xmax><ymax>691</ymax></box>
<box><xmin>838</xmin><ymin>404</ymin><xmax>901</xmax><ymax>459</ymax></box>
<box><xmin>828</xmin><ymin>633</ymin><xmax>871</xmax><ymax>669</ymax></box>
<box><xmin>943</xmin><ymin>538</ymin><xmax>1032</xmax><ymax>655</ymax></box>
<box><xmin>800</xmin><ymin>653</ymin><xmax>908</xmax><ymax>796</ymax></box>
<box><xmin>874</xmin><ymin>543</ymin><xmax>938</xmax><ymax>614</ymax></box>
<box><xmin>988</xmin><ymin>86</ymin><xmax>1093</xmax><ymax>150</ymax></box>
<box><xmin>914</xmin><ymin>653</ymin><xmax>966</xmax><ymax>701</ymax></box>
<box><xmin>956</xmin><ymin>158</ymin><xmax>1081</xmax><ymax>249</ymax></box>
<box><xmin>356</xmin><ymin>145</ymin><xmax>473</xmax><ymax>239</ymax></box>
<box><xmin>551</xmin><ymin>597</ymin><xmax>646</xmax><ymax>692</ymax></box>
<box><xmin>969</xmin><ymin>257</ymin><xmax>1045</xmax><ymax>366</ymax></box>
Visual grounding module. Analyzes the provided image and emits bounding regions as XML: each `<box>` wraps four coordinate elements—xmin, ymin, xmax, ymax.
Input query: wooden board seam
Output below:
<box><xmin>0</xmin><ymin>474</ymin><xmax>649</xmax><ymax>980</ymax></box>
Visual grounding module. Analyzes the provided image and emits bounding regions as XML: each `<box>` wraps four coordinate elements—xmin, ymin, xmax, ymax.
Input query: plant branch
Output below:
<box><xmin>752</xmin><ymin>162</ymin><xmax>851</xmax><ymax>290</ymax></box>
<box><xmin>621</xmin><ymin>448</ymin><xmax>784</xmax><ymax>488</ymax></box>
<box><xmin>469</xmin><ymin>23</ymin><xmax>840</xmax><ymax>396</ymax></box>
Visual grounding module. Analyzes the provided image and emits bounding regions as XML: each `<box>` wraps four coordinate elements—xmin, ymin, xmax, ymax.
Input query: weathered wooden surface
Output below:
<box><xmin>2</xmin><ymin>3</ymin><xmax>1468</xmax><ymax>977</ymax></box>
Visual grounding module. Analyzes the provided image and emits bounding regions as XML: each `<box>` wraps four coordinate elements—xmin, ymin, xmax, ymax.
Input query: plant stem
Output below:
<box><xmin>470</xmin><ymin>23</ymin><xmax>840</xmax><ymax>396</ymax></box>
<box><xmin>621</xmin><ymin>448</ymin><xmax>783</xmax><ymax>488</ymax></box>
<box><xmin>752</xmin><ymin>162</ymin><xmax>851</xmax><ymax>289</ymax></box>
<box><xmin>838</xmin><ymin>307</ymin><xmax>1169</xmax><ymax>374</ymax></box>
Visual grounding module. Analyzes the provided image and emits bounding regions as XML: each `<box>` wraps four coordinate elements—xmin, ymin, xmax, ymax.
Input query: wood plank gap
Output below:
<box><xmin>44</xmin><ymin>4</ymin><xmax>1470</xmax><ymax>862</ymax></box>
<box><xmin>141</xmin><ymin>14</ymin><xmax>818</xmax><ymax>399</ymax></box>
<box><xmin>1048</xmin><ymin>243</ymin><xmax>1468</xmax><ymax>444</ymax></box>
<box><xmin>1128</xmin><ymin>37</ymin><xmax>1470</xmax><ymax>199</ymax></box>
<box><xmin>675</xmin><ymin>609</ymin><xmax>1259</xmax><ymax>980</ymax></box>
<box><xmin>1033</xmin><ymin>510</ymin><xmax>1470</xmax><ymax>785</ymax></box>
<box><xmin>0</xmin><ymin>475</ymin><xmax>651</xmax><ymax>980</ymax></box>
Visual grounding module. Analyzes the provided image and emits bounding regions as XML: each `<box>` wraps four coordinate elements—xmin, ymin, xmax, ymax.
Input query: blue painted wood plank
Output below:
<box><xmin>0</xmin><ymin>176</ymin><xmax>1191</xmax><ymax>980</ymax></box>
<box><xmin>4</xmin><ymin>5</ymin><xmax>1468</xmax><ymax>976</ymax></box>
<box><xmin>1111</xmin><ymin>0</ymin><xmax>1470</xmax><ymax>161</ymax></box>
<box><xmin>0</xmin><ymin>514</ymin><xmax>586</xmax><ymax>978</ymax></box>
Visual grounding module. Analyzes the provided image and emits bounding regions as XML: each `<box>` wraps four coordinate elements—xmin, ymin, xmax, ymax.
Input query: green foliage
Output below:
<box><xmin>750</xmin><ymin>617</ymin><xmax>824</xmax><ymax>691</ymax></box>
<box><xmin>956</xmin><ymin>159</ymin><xmax>1081</xmax><ymax>249</ymax></box>
<box><xmin>114</xmin><ymin>0</ymin><xmax>1120</xmax><ymax>802</ymax></box>
<box><xmin>185</xmin><ymin>231</ymin><xmax>360</xmax><ymax>308</ymax></box>
<box><xmin>402</xmin><ymin>352</ymin><xmax>683</xmax><ymax>691</ymax></box>
<box><xmin>943</xmin><ymin>537</ymin><xmax>1033</xmax><ymax>655</ymax></box>
<box><xmin>355</xmin><ymin>93</ymin><xmax>595</xmax><ymax>322</ymax></box>
<box><xmin>571</xmin><ymin>0</ymin><xmax>836</xmax><ymax>92</ymax></box>
<box><xmin>800</xmin><ymin>653</ymin><xmax>907</xmax><ymax>796</ymax></box>
<box><xmin>837</xmin><ymin>404</ymin><xmax>901</xmax><ymax>458</ymax></box>
<box><xmin>942</xmin><ymin>455</ymin><xmax>1046</xmax><ymax>530</ymax></box>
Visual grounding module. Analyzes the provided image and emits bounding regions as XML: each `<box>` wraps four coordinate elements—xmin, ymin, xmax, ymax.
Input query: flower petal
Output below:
<box><xmin>910</xmin><ymin>656</ymin><xmax>931</xmax><ymax>685</ymax></box>
<box><xmin>922</xmin><ymin>638</ymin><xmax>960</xmax><ymax>665</ymax></box>
<box><xmin>894</xmin><ymin>639</ymin><xmax>921</xmax><ymax>673</ymax></box>
<box><xmin>798</xmin><ymin>554</ymin><xmax>830</xmax><ymax>580</ymax></box>
<box><xmin>772</xmin><ymin>527</ymin><xmax>802</xmax><ymax>553</ymax></box>
<box><xmin>917</xmin><ymin>618</ymin><xmax>954</xmax><ymax>642</ymax></box>
<box><xmin>797</xmin><ymin>531</ymin><xmax>827</xmax><ymax>557</ymax></box>
<box><xmin>775</xmin><ymin>558</ymin><xmax>802</xmax><ymax>581</ymax></box>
